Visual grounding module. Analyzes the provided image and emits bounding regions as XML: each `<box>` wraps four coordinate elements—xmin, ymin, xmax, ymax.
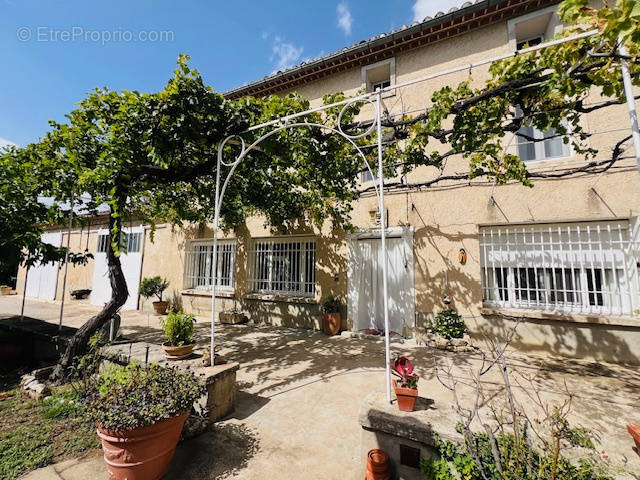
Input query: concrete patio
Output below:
<box><xmin>1</xmin><ymin>295</ymin><xmax>638</xmax><ymax>479</ymax></box>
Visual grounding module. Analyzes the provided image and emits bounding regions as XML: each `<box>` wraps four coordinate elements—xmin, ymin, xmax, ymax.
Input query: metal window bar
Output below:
<box><xmin>184</xmin><ymin>239</ymin><xmax>236</xmax><ymax>291</ymax></box>
<box><xmin>249</xmin><ymin>238</ymin><xmax>316</xmax><ymax>297</ymax></box>
<box><xmin>479</xmin><ymin>221</ymin><xmax>637</xmax><ymax>316</ymax></box>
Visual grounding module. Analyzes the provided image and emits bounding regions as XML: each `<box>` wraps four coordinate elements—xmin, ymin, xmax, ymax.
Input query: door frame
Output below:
<box><xmin>346</xmin><ymin>226</ymin><xmax>415</xmax><ymax>333</ymax></box>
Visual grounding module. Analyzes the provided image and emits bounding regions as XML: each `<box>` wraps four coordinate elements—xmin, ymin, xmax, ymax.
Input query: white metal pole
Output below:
<box><xmin>619</xmin><ymin>40</ymin><xmax>640</xmax><ymax>170</ymax></box>
<box><xmin>20</xmin><ymin>267</ymin><xmax>29</xmax><ymax>321</ymax></box>
<box><xmin>58</xmin><ymin>195</ymin><xmax>73</xmax><ymax>331</ymax></box>
<box><xmin>210</xmin><ymin>151</ymin><xmax>222</xmax><ymax>366</ymax></box>
<box><xmin>376</xmin><ymin>91</ymin><xmax>392</xmax><ymax>404</ymax></box>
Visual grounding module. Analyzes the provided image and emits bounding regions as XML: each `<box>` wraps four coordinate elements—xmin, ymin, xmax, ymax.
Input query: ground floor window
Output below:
<box><xmin>96</xmin><ymin>231</ymin><xmax>142</xmax><ymax>253</ymax></box>
<box><xmin>480</xmin><ymin>221</ymin><xmax>639</xmax><ymax>316</ymax></box>
<box><xmin>184</xmin><ymin>239</ymin><xmax>236</xmax><ymax>291</ymax></box>
<box><xmin>249</xmin><ymin>237</ymin><xmax>316</xmax><ymax>296</ymax></box>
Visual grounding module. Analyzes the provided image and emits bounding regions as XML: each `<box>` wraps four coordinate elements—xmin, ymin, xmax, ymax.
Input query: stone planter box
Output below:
<box><xmin>219</xmin><ymin>312</ymin><xmax>248</xmax><ymax>325</ymax></box>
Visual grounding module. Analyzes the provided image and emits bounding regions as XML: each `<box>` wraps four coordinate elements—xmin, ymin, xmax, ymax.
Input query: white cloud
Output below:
<box><xmin>412</xmin><ymin>0</ymin><xmax>463</xmax><ymax>22</ymax></box>
<box><xmin>0</xmin><ymin>137</ymin><xmax>16</xmax><ymax>150</ymax></box>
<box><xmin>337</xmin><ymin>3</ymin><xmax>353</xmax><ymax>35</ymax></box>
<box><xmin>270</xmin><ymin>35</ymin><xmax>304</xmax><ymax>72</ymax></box>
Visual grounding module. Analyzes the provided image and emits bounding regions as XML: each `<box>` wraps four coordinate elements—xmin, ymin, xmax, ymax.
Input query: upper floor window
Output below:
<box><xmin>480</xmin><ymin>221</ymin><xmax>639</xmax><ymax>316</ymax></box>
<box><xmin>249</xmin><ymin>237</ymin><xmax>316</xmax><ymax>297</ymax></box>
<box><xmin>361</xmin><ymin>58</ymin><xmax>395</xmax><ymax>95</ymax></box>
<box><xmin>508</xmin><ymin>6</ymin><xmax>561</xmax><ymax>52</ymax></box>
<box><xmin>184</xmin><ymin>239</ymin><xmax>236</xmax><ymax>292</ymax></box>
<box><xmin>515</xmin><ymin>109</ymin><xmax>571</xmax><ymax>162</ymax></box>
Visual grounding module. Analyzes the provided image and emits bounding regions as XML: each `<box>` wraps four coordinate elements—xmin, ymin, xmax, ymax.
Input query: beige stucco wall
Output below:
<box><xmin>15</xmin><ymin>3</ymin><xmax>640</xmax><ymax>364</ymax></box>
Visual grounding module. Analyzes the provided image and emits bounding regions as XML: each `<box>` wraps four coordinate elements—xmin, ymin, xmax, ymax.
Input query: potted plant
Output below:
<box><xmin>391</xmin><ymin>356</ymin><xmax>419</xmax><ymax>412</ymax></box>
<box><xmin>628</xmin><ymin>424</ymin><xmax>640</xmax><ymax>457</ymax></box>
<box><xmin>161</xmin><ymin>310</ymin><xmax>197</xmax><ymax>360</ymax></box>
<box><xmin>321</xmin><ymin>293</ymin><xmax>342</xmax><ymax>336</ymax></box>
<box><xmin>85</xmin><ymin>363</ymin><xmax>205</xmax><ymax>480</ymax></box>
<box><xmin>140</xmin><ymin>276</ymin><xmax>170</xmax><ymax>315</ymax></box>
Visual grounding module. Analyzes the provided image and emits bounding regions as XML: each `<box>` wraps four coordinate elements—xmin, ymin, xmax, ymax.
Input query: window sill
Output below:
<box><xmin>481</xmin><ymin>307</ymin><xmax>640</xmax><ymax>328</ymax></box>
<box><xmin>181</xmin><ymin>289</ymin><xmax>235</xmax><ymax>299</ymax></box>
<box><xmin>243</xmin><ymin>293</ymin><xmax>317</xmax><ymax>305</ymax></box>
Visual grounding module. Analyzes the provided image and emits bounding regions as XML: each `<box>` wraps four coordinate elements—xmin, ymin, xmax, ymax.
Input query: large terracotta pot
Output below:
<box><xmin>162</xmin><ymin>342</ymin><xmax>195</xmax><ymax>360</ymax></box>
<box><xmin>97</xmin><ymin>412</ymin><xmax>188</xmax><ymax>480</ymax></box>
<box><xmin>323</xmin><ymin>312</ymin><xmax>341</xmax><ymax>336</ymax></box>
<box><xmin>394</xmin><ymin>385</ymin><xmax>418</xmax><ymax>412</ymax></box>
<box><xmin>365</xmin><ymin>449</ymin><xmax>390</xmax><ymax>480</ymax></box>
<box><xmin>628</xmin><ymin>424</ymin><xmax>640</xmax><ymax>457</ymax></box>
<box><xmin>153</xmin><ymin>301</ymin><xmax>169</xmax><ymax>315</ymax></box>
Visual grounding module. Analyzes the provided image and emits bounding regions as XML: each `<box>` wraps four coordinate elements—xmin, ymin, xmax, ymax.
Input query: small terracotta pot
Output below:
<box><xmin>394</xmin><ymin>385</ymin><xmax>418</xmax><ymax>412</ymax></box>
<box><xmin>365</xmin><ymin>448</ymin><xmax>390</xmax><ymax>480</ymax></box>
<box><xmin>323</xmin><ymin>312</ymin><xmax>341</xmax><ymax>336</ymax></box>
<box><xmin>152</xmin><ymin>301</ymin><xmax>169</xmax><ymax>315</ymax></box>
<box><xmin>628</xmin><ymin>424</ymin><xmax>640</xmax><ymax>457</ymax></box>
<box><xmin>97</xmin><ymin>412</ymin><xmax>188</xmax><ymax>480</ymax></box>
<box><xmin>162</xmin><ymin>342</ymin><xmax>195</xmax><ymax>360</ymax></box>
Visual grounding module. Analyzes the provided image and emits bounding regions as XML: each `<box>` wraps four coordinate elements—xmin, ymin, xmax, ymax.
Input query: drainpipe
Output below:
<box><xmin>58</xmin><ymin>195</ymin><xmax>74</xmax><ymax>331</ymax></box>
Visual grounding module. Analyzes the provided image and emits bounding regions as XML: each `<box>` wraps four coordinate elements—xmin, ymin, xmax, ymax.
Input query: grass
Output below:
<box><xmin>0</xmin><ymin>372</ymin><xmax>100</xmax><ymax>480</ymax></box>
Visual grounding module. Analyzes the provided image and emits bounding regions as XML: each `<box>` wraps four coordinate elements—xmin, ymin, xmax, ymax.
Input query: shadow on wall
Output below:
<box><xmin>472</xmin><ymin>314</ymin><xmax>640</xmax><ymax>366</ymax></box>
<box><xmin>412</xmin><ymin>222</ymin><xmax>482</xmax><ymax>329</ymax></box>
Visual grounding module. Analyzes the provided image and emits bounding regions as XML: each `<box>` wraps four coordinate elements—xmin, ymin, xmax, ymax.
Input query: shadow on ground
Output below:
<box><xmin>167</xmin><ymin>423</ymin><xmax>260</xmax><ymax>480</ymax></box>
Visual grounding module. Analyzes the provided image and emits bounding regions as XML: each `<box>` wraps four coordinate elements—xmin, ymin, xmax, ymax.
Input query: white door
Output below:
<box><xmin>91</xmin><ymin>227</ymin><xmax>144</xmax><ymax>311</ymax></box>
<box><xmin>348</xmin><ymin>228</ymin><xmax>415</xmax><ymax>335</ymax></box>
<box><xmin>25</xmin><ymin>231</ymin><xmax>62</xmax><ymax>300</ymax></box>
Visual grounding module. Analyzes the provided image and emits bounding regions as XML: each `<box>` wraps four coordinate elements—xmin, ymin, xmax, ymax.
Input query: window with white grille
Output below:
<box><xmin>249</xmin><ymin>237</ymin><xmax>316</xmax><ymax>296</ymax></box>
<box><xmin>96</xmin><ymin>232</ymin><xmax>142</xmax><ymax>253</ymax></box>
<box><xmin>480</xmin><ymin>221</ymin><xmax>639</xmax><ymax>316</ymax></box>
<box><xmin>184</xmin><ymin>239</ymin><xmax>236</xmax><ymax>292</ymax></box>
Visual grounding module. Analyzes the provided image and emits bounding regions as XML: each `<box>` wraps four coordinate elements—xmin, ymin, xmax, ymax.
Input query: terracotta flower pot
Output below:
<box><xmin>153</xmin><ymin>301</ymin><xmax>169</xmax><ymax>315</ymax></box>
<box><xmin>323</xmin><ymin>312</ymin><xmax>341</xmax><ymax>336</ymax></box>
<box><xmin>162</xmin><ymin>342</ymin><xmax>195</xmax><ymax>360</ymax></box>
<box><xmin>394</xmin><ymin>385</ymin><xmax>418</xmax><ymax>412</ymax></box>
<box><xmin>628</xmin><ymin>424</ymin><xmax>640</xmax><ymax>457</ymax></box>
<box><xmin>365</xmin><ymin>448</ymin><xmax>390</xmax><ymax>480</ymax></box>
<box><xmin>97</xmin><ymin>412</ymin><xmax>189</xmax><ymax>480</ymax></box>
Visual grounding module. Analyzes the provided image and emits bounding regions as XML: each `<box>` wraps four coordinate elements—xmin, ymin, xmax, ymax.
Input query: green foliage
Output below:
<box><xmin>0</xmin><ymin>425</ymin><xmax>53</xmax><ymax>480</ymax></box>
<box><xmin>139</xmin><ymin>276</ymin><xmax>170</xmax><ymax>302</ymax></box>
<box><xmin>428</xmin><ymin>309</ymin><xmax>467</xmax><ymax>339</ymax></box>
<box><xmin>161</xmin><ymin>310</ymin><xmax>196</xmax><ymax>346</ymax></box>
<box><xmin>421</xmin><ymin>429</ymin><xmax>611</xmax><ymax>480</ymax></box>
<box><xmin>85</xmin><ymin>363</ymin><xmax>205</xmax><ymax>431</ymax></box>
<box><xmin>169</xmin><ymin>289</ymin><xmax>184</xmax><ymax>313</ymax></box>
<box><xmin>321</xmin><ymin>293</ymin><xmax>342</xmax><ymax>313</ymax></box>
<box><xmin>42</xmin><ymin>389</ymin><xmax>83</xmax><ymax>420</ymax></box>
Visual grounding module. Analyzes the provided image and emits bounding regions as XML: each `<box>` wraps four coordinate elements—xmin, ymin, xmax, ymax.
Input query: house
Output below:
<box><xmin>16</xmin><ymin>0</ymin><xmax>640</xmax><ymax>364</ymax></box>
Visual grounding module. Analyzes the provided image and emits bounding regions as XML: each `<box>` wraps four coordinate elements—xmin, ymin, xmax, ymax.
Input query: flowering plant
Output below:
<box><xmin>391</xmin><ymin>356</ymin><xmax>419</xmax><ymax>389</ymax></box>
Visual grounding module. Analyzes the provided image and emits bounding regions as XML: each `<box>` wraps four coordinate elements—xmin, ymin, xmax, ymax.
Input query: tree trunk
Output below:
<box><xmin>50</xmin><ymin>216</ymin><xmax>129</xmax><ymax>383</ymax></box>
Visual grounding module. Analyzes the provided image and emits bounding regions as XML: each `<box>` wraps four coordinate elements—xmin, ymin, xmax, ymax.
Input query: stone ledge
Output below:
<box><xmin>359</xmin><ymin>392</ymin><xmax>460</xmax><ymax>446</ymax></box>
<box><xmin>481</xmin><ymin>307</ymin><xmax>640</xmax><ymax>328</ymax></box>
<box><xmin>243</xmin><ymin>293</ymin><xmax>317</xmax><ymax>305</ymax></box>
<box><xmin>193</xmin><ymin>362</ymin><xmax>239</xmax><ymax>385</ymax></box>
<box><xmin>181</xmin><ymin>289</ymin><xmax>235</xmax><ymax>299</ymax></box>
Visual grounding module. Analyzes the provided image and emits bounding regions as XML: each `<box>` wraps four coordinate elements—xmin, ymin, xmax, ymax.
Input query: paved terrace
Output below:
<box><xmin>1</xmin><ymin>295</ymin><xmax>638</xmax><ymax>479</ymax></box>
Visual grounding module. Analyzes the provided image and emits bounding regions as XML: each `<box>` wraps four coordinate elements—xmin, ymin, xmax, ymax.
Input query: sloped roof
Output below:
<box><xmin>224</xmin><ymin>0</ymin><xmax>559</xmax><ymax>99</ymax></box>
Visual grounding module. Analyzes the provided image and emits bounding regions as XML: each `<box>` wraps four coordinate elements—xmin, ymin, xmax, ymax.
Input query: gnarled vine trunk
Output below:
<box><xmin>50</xmin><ymin>216</ymin><xmax>129</xmax><ymax>383</ymax></box>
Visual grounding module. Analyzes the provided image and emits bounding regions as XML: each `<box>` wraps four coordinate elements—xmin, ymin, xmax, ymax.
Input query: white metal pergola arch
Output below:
<box><xmin>202</xmin><ymin>28</ymin><xmax>638</xmax><ymax>405</ymax></box>
<box><xmin>210</xmin><ymin>92</ymin><xmax>396</xmax><ymax>402</ymax></box>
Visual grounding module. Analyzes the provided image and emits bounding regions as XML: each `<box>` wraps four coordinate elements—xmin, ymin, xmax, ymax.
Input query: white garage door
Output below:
<box><xmin>25</xmin><ymin>231</ymin><xmax>63</xmax><ymax>301</ymax></box>
<box><xmin>91</xmin><ymin>227</ymin><xmax>144</xmax><ymax>311</ymax></box>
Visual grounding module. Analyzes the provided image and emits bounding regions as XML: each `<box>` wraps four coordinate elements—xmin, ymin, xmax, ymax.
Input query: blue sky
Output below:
<box><xmin>0</xmin><ymin>0</ymin><xmax>461</xmax><ymax>147</ymax></box>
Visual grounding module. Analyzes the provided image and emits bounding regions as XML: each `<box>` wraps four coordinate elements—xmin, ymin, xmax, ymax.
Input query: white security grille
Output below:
<box><xmin>184</xmin><ymin>239</ymin><xmax>236</xmax><ymax>291</ymax></box>
<box><xmin>96</xmin><ymin>232</ymin><xmax>142</xmax><ymax>253</ymax></box>
<box><xmin>480</xmin><ymin>221</ymin><xmax>639</xmax><ymax>316</ymax></box>
<box><xmin>249</xmin><ymin>237</ymin><xmax>316</xmax><ymax>296</ymax></box>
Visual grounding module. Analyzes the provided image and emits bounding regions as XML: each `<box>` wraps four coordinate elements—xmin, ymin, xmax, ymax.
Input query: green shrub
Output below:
<box><xmin>421</xmin><ymin>428</ymin><xmax>612</xmax><ymax>480</ymax></box>
<box><xmin>161</xmin><ymin>310</ymin><xmax>196</xmax><ymax>346</ymax></box>
<box><xmin>321</xmin><ymin>293</ymin><xmax>342</xmax><ymax>313</ymax></box>
<box><xmin>139</xmin><ymin>276</ymin><xmax>170</xmax><ymax>302</ymax></box>
<box><xmin>85</xmin><ymin>363</ymin><xmax>205</xmax><ymax>431</ymax></box>
<box><xmin>428</xmin><ymin>309</ymin><xmax>466</xmax><ymax>339</ymax></box>
<box><xmin>0</xmin><ymin>426</ymin><xmax>52</xmax><ymax>480</ymax></box>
